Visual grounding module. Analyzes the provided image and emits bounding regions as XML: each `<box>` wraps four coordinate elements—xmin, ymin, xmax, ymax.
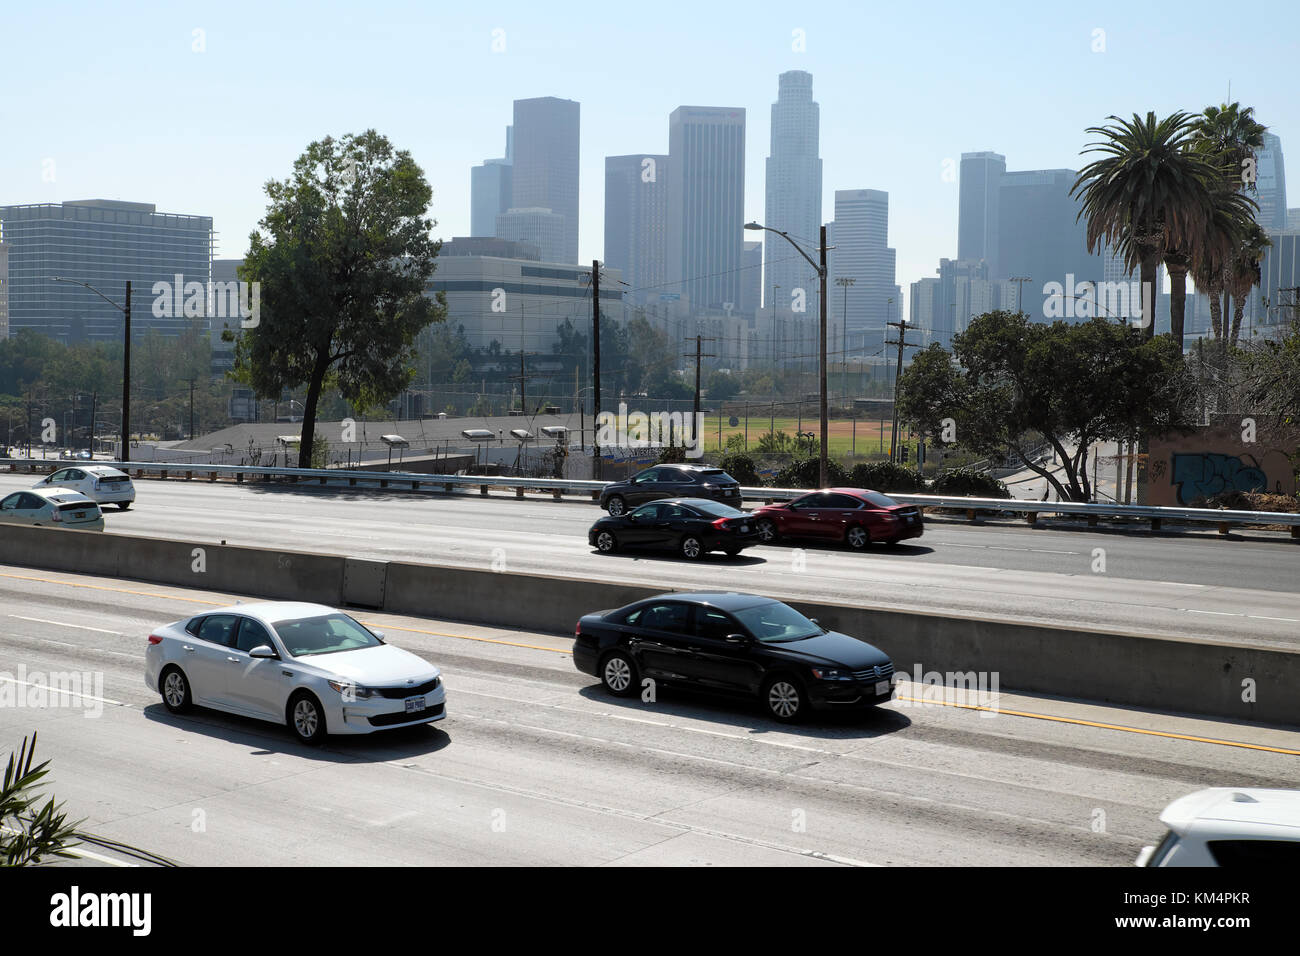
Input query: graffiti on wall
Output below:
<box><xmin>1171</xmin><ymin>453</ymin><xmax>1267</xmax><ymax>505</ymax></box>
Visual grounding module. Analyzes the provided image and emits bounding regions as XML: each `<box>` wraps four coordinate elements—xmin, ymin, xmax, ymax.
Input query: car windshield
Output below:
<box><xmin>733</xmin><ymin>602</ymin><xmax>822</xmax><ymax>643</ymax></box>
<box><xmin>273</xmin><ymin>613</ymin><xmax>382</xmax><ymax>657</ymax></box>
<box><xmin>862</xmin><ymin>491</ymin><xmax>897</xmax><ymax>508</ymax></box>
<box><xmin>686</xmin><ymin>500</ymin><xmax>745</xmax><ymax>518</ymax></box>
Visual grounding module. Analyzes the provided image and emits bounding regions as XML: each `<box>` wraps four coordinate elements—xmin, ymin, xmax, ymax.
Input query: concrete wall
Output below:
<box><xmin>1149</xmin><ymin>422</ymin><xmax>1298</xmax><ymax>506</ymax></box>
<box><xmin>2</xmin><ymin>524</ymin><xmax>1296</xmax><ymax>725</ymax></box>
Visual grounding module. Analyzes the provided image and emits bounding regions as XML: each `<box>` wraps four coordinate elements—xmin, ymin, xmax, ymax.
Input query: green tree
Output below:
<box><xmin>898</xmin><ymin>311</ymin><xmax>1196</xmax><ymax>501</ymax></box>
<box><xmin>2</xmin><ymin>733</ymin><xmax>83</xmax><ymax>866</ymax></box>
<box><xmin>1073</xmin><ymin>112</ymin><xmax>1254</xmax><ymax>347</ymax></box>
<box><xmin>231</xmin><ymin>130</ymin><xmax>446</xmax><ymax>467</ymax></box>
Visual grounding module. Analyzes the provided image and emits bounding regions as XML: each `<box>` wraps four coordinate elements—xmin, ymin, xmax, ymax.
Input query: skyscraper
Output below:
<box><xmin>667</xmin><ymin>106</ymin><xmax>746</xmax><ymax>310</ymax></box>
<box><xmin>1287</xmin><ymin>208</ymin><xmax>1300</xmax><ymax>231</ymax></box>
<box><xmin>512</xmin><ymin>97</ymin><xmax>580</xmax><ymax>264</ymax></box>
<box><xmin>604</xmin><ymin>154</ymin><xmax>669</xmax><ymax>302</ymax></box>
<box><xmin>763</xmin><ymin>71</ymin><xmax>822</xmax><ymax>312</ymax></box>
<box><xmin>470</xmin><ymin>126</ymin><xmax>513</xmax><ymax>238</ymax></box>
<box><xmin>741</xmin><ymin>241</ymin><xmax>763</xmax><ymax>317</ymax></box>
<box><xmin>958</xmin><ymin>152</ymin><xmax>1005</xmax><ymax>272</ymax></box>
<box><xmin>828</xmin><ymin>189</ymin><xmax>897</xmax><ymax>334</ymax></box>
<box><xmin>1256</xmin><ymin>132</ymin><xmax>1288</xmax><ymax>232</ymax></box>
<box><xmin>0</xmin><ymin>240</ymin><xmax>9</xmax><ymax>339</ymax></box>
<box><xmin>495</xmin><ymin>208</ymin><xmax>566</xmax><ymax>264</ymax></box>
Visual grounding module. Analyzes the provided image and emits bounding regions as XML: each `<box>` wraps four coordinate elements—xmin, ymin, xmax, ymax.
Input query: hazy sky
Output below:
<box><xmin>5</xmin><ymin>0</ymin><xmax>1297</xmax><ymax>319</ymax></box>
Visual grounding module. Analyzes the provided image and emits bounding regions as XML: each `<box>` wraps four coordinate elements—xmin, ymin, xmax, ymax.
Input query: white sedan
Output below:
<box><xmin>34</xmin><ymin>465</ymin><xmax>135</xmax><ymax>509</ymax></box>
<box><xmin>0</xmin><ymin>489</ymin><xmax>105</xmax><ymax>530</ymax></box>
<box><xmin>145</xmin><ymin>601</ymin><xmax>446</xmax><ymax>744</ymax></box>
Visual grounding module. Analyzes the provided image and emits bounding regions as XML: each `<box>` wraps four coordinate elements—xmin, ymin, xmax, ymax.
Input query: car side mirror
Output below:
<box><xmin>368</xmin><ymin>628</ymin><xmax>385</xmax><ymax>641</ymax></box>
<box><xmin>725</xmin><ymin>633</ymin><xmax>750</xmax><ymax>645</ymax></box>
<box><xmin>249</xmin><ymin>645</ymin><xmax>277</xmax><ymax>659</ymax></box>
<box><xmin>808</xmin><ymin>618</ymin><xmax>826</xmax><ymax>632</ymax></box>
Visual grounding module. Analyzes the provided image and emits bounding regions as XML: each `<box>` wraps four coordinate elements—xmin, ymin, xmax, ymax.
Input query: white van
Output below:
<box><xmin>1138</xmin><ymin>788</ymin><xmax>1300</xmax><ymax>866</ymax></box>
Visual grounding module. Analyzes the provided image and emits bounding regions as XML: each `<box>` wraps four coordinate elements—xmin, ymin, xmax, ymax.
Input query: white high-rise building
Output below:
<box><xmin>667</xmin><ymin>106</ymin><xmax>746</xmax><ymax>311</ymax></box>
<box><xmin>512</xmin><ymin>97</ymin><xmax>580</xmax><ymax>264</ymax></box>
<box><xmin>1256</xmin><ymin>133</ymin><xmax>1288</xmax><ymax>232</ymax></box>
<box><xmin>496</xmin><ymin>208</ymin><xmax>566</xmax><ymax>264</ymax></box>
<box><xmin>470</xmin><ymin>126</ymin><xmax>513</xmax><ymax>238</ymax></box>
<box><xmin>763</xmin><ymin>71</ymin><xmax>822</xmax><ymax>314</ymax></box>
<box><xmin>828</xmin><ymin>189</ymin><xmax>897</xmax><ymax>335</ymax></box>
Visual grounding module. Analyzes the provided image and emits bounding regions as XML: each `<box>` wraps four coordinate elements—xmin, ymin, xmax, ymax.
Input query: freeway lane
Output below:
<box><xmin>3</xmin><ymin>566</ymin><xmax>1299</xmax><ymax>866</ymax></box>
<box><xmin>1</xmin><ymin>474</ymin><xmax>1298</xmax><ymax>645</ymax></box>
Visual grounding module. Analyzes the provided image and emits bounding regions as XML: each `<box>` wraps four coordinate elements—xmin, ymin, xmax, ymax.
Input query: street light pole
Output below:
<box><xmin>747</xmin><ymin>222</ymin><xmax>829</xmax><ymax>488</ymax></box>
<box><xmin>50</xmin><ymin>277</ymin><xmax>130</xmax><ymax>460</ymax></box>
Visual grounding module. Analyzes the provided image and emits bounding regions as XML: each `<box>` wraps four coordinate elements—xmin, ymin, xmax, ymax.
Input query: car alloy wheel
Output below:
<box><xmin>596</xmin><ymin>530</ymin><xmax>617</xmax><ymax>553</ymax></box>
<box><xmin>681</xmin><ymin>536</ymin><xmax>703</xmax><ymax>560</ymax></box>
<box><xmin>764</xmin><ymin>677</ymin><xmax>805</xmax><ymax>722</ymax></box>
<box><xmin>289</xmin><ymin>692</ymin><xmax>326</xmax><ymax>745</ymax></box>
<box><xmin>601</xmin><ymin>652</ymin><xmax>637</xmax><ymax>697</ymax></box>
<box><xmin>161</xmin><ymin>667</ymin><xmax>192</xmax><ymax>714</ymax></box>
<box><xmin>756</xmin><ymin>518</ymin><xmax>777</xmax><ymax>543</ymax></box>
<box><xmin>606</xmin><ymin>496</ymin><xmax>626</xmax><ymax>516</ymax></box>
<box><xmin>846</xmin><ymin>525</ymin><xmax>869</xmax><ymax>550</ymax></box>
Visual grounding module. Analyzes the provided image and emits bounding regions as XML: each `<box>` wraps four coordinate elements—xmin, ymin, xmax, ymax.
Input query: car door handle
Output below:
<box><xmin>182</xmin><ymin>645</ymin><xmax>196</xmax><ymax>653</ymax></box>
<box><xmin>226</xmin><ymin>656</ymin><xmax>241</xmax><ymax>663</ymax></box>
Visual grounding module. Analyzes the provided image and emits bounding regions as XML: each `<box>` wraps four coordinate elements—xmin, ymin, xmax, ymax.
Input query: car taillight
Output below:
<box><xmin>51</xmin><ymin>509</ymin><xmax>62</xmax><ymax>522</ymax></box>
<box><xmin>93</xmin><ymin>479</ymin><xmax>101</xmax><ymax>489</ymax></box>
<box><xmin>575</xmin><ymin>621</ymin><xmax>582</xmax><ymax>637</ymax></box>
<box><xmin>148</xmin><ymin>635</ymin><xmax>163</xmax><ymax>645</ymax></box>
<box><xmin>712</xmin><ymin>517</ymin><xmax>731</xmax><ymax>530</ymax></box>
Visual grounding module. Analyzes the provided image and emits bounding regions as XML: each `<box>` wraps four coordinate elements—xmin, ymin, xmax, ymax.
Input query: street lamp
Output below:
<box><xmin>49</xmin><ymin>276</ymin><xmax>131</xmax><ymax>460</ymax></box>
<box><xmin>747</xmin><ymin>221</ymin><xmax>829</xmax><ymax>488</ymax></box>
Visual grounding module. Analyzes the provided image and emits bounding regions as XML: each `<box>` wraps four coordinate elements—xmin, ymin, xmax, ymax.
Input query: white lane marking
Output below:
<box><xmin>1028</xmin><ymin>549</ymin><xmax>1079</xmax><ymax>555</ymax></box>
<box><xmin>0</xmin><ymin>675</ymin><xmax>127</xmax><ymax>707</ymax></box>
<box><xmin>1183</xmin><ymin>609</ymin><xmax>1237</xmax><ymax>616</ymax></box>
<box><xmin>10</xmin><ymin>615</ymin><xmax>122</xmax><ymax>635</ymax></box>
<box><xmin>69</xmin><ymin>845</ymin><xmax>138</xmax><ymax>867</ymax></box>
<box><xmin>1249</xmin><ymin>615</ymin><xmax>1300</xmax><ymax>623</ymax></box>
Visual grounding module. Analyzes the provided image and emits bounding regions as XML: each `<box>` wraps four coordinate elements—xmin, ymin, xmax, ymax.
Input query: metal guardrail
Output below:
<box><xmin>3</xmin><ymin>458</ymin><xmax>1297</xmax><ymax>537</ymax></box>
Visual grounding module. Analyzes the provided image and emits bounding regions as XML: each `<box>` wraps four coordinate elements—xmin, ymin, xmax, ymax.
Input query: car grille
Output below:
<box><xmin>373</xmin><ymin>677</ymin><xmax>441</xmax><ymax>699</ymax></box>
<box><xmin>852</xmin><ymin>662</ymin><xmax>895</xmax><ymax>681</ymax></box>
<box><xmin>368</xmin><ymin>702</ymin><xmax>445</xmax><ymax>726</ymax></box>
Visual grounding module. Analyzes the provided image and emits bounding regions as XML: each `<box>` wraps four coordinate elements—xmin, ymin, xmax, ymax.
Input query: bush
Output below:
<box><xmin>772</xmin><ymin>456</ymin><xmax>848</xmax><ymax>489</ymax></box>
<box><xmin>309</xmin><ymin>430</ymin><xmax>330</xmax><ymax>469</ymax></box>
<box><xmin>718</xmin><ymin>452</ymin><xmax>759</xmax><ymax>485</ymax></box>
<box><xmin>928</xmin><ymin>467</ymin><xmax>1011</xmax><ymax>499</ymax></box>
<box><xmin>847</xmin><ymin>460</ymin><xmax>927</xmax><ymax>493</ymax></box>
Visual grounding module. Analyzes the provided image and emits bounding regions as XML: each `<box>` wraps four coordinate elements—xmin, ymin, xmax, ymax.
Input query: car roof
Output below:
<box><xmin>188</xmin><ymin>601</ymin><xmax>345</xmax><ymax>625</ymax></box>
<box><xmin>1159</xmin><ymin>788</ymin><xmax>1300</xmax><ymax>839</ymax></box>
<box><xmin>629</xmin><ymin>591</ymin><xmax>776</xmax><ymax>612</ymax></box>
<box><xmin>81</xmin><ymin>465</ymin><xmax>128</xmax><ymax>476</ymax></box>
<box><xmin>653</xmin><ymin>497</ymin><xmax>737</xmax><ymax>507</ymax></box>
<box><xmin>29</xmin><ymin>489</ymin><xmax>95</xmax><ymax>503</ymax></box>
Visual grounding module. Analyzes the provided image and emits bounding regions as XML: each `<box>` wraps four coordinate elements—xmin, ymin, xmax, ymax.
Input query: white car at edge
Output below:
<box><xmin>146</xmin><ymin>601</ymin><xmax>446</xmax><ymax>744</ymax></box>
<box><xmin>1137</xmin><ymin>788</ymin><xmax>1300</xmax><ymax>866</ymax></box>
<box><xmin>34</xmin><ymin>464</ymin><xmax>136</xmax><ymax>509</ymax></box>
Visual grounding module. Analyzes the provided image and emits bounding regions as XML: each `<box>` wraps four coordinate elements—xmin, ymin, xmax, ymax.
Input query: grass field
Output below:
<box><xmin>604</xmin><ymin>412</ymin><xmax>904</xmax><ymax>457</ymax></box>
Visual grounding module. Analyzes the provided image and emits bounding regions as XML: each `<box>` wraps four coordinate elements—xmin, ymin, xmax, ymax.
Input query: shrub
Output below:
<box><xmin>847</xmin><ymin>460</ymin><xmax>927</xmax><ymax>493</ymax></box>
<box><xmin>928</xmin><ymin>466</ymin><xmax>1011</xmax><ymax>499</ymax></box>
<box><xmin>718</xmin><ymin>452</ymin><xmax>759</xmax><ymax>485</ymax></box>
<box><xmin>772</xmin><ymin>456</ymin><xmax>848</xmax><ymax>489</ymax></box>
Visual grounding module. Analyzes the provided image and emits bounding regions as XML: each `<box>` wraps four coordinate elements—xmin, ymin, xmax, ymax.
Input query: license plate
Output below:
<box><xmin>73</xmin><ymin>512</ymin><xmax>85</xmax><ymax>519</ymax></box>
<box><xmin>740</xmin><ymin>524</ymin><xmax>749</xmax><ymax>532</ymax></box>
<box><xmin>404</xmin><ymin>696</ymin><xmax>425</xmax><ymax>713</ymax></box>
<box><xmin>874</xmin><ymin>680</ymin><xmax>891</xmax><ymax>697</ymax></box>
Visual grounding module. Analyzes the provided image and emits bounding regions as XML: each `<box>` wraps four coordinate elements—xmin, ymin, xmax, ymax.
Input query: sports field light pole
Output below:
<box><xmin>50</xmin><ymin>276</ymin><xmax>130</xmax><ymax>460</ymax></box>
<box><xmin>746</xmin><ymin>222</ymin><xmax>828</xmax><ymax>488</ymax></box>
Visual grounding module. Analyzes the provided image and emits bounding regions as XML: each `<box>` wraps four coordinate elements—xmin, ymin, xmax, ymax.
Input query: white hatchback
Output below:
<box><xmin>1138</xmin><ymin>788</ymin><xmax>1300</xmax><ymax>866</ymax></box>
<box><xmin>34</xmin><ymin>465</ymin><xmax>136</xmax><ymax>509</ymax></box>
<box><xmin>145</xmin><ymin>601</ymin><xmax>447</xmax><ymax>744</ymax></box>
<box><xmin>0</xmin><ymin>489</ymin><xmax>104</xmax><ymax>530</ymax></box>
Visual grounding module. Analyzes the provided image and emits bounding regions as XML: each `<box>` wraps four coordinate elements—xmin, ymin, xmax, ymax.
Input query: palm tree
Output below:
<box><xmin>1226</xmin><ymin>222</ymin><xmax>1271</xmax><ymax>346</ymax></box>
<box><xmin>1073</xmin><ymin>112</ymin><xmax>1246</xmax><ymax>346</ymax></box>
<box><xmin>1190</xmin><ymin>103</ymin><xmax>1267</xmax><ymax>351</ymax></box>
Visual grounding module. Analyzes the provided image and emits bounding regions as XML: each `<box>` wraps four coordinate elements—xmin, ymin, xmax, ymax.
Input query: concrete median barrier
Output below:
<box><xmin>2</xmin><ymin>524</ymin><xmax>1295</xmax><ymax>725</ymax></box>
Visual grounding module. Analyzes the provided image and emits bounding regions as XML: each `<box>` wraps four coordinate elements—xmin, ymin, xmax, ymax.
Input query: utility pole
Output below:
<box><xmin>818</xmin><ymin>225</ymin><xmax>829</xmax><ymax>487</ymax></box>
<box><xmin>685</xmin><ymin>336</ymin><xmax>717</xmax><ymax>436</ymax></box>
<box><xmin>122</xmin><ymin>280</ymin><xmax>131</xmax><ymax>461</ymax></box>
<box><xmin>591</xmin><ymin>261</ymin><xmax>601</xmax><ymax>479</ymax></box>
<box><xmin>836</xmin><ymin>277</ymin><xmax>856</xmax><ymax>407</ymax></box>
<box><xmin>886</xmin><ymin>319</ymin><xmax>921</xmax><ymax>462</ymax></box>
<box><xmin>188</xmin><ymin>378</ymin><xmax>196</xmax><ymax>440</ymax></box>
<box><xmin>87</xmin><ymin>391</ymin><xmax>97</xmax><ymax>457</ymax></box>
<box><xmin>1009</xmin><ymin>276</ymin><xmax>1032</xmax><ymax>315</ymax></box>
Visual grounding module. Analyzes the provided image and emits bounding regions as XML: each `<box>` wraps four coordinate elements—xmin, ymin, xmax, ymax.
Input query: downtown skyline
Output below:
<box><xmin>3</xmin><ymin>1</ymin><xmax>1298</xmax><ymax>323</ymax></box>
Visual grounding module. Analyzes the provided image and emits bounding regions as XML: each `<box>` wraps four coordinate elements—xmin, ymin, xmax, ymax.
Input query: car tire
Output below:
<box><xmin>884</xmin><ymin>538</ymin><xmax>902</xmax><ymax>547</ymax></box>
<box><xmin>846</xmin><ymin>524</ymin><xmax>870</xmax><ymax>550</ymax></box>
<box><xmin>724</xmin><ymin>546</ymin><xmax>742</xmax><ymax>557</ymax></box>
<box><xmin>287</xmin><ymin>691</ymin><xmax>327</xmax><ymax>745</ymax></box>
<box><xmin>762</xmin><ymin>675</ymin><xmax>807</xmax><ymax>723</ymax></box>
<box><xmin>117</xmin><ymin>502</ymin><xmax>131</xmax><ymax>511</ymax></box>
<box><xmin>160</xmin><ymin>666</ymin><xmax>193</xmax><ymax>714</ymax></box>
<box><xmin>606</xmin><ymin>496</ymin><xmax>626</xmax><ymax>516</ymax></box>
<box><xmin>595</xmin><ymin>530</ymin><xmax>618</xmax><ymax>553</ymax></box>
<box><xmin>599</xmin><ymin>651</ymin><xmax>638</xmax><ymax>698</ymax></box>
<box><xmin>680</xmin><ymin>535</ymin><xmax>704</xmax><ymax>560</ymax></box>
<box><xmin>755</xmin><ymin>518</ymin><xmax>778</xmax><ymax>543</ymax></box>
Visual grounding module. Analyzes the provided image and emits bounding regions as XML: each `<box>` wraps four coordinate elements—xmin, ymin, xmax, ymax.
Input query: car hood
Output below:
<box><xmin>764</xmin><ymin>630</ymin><xmax>890</xmax><ymax>669</ymax></box>
<box><xmin>298</xmin><ymin>643</ymin><xmax>439</xmax><ymax>685</ymax></box>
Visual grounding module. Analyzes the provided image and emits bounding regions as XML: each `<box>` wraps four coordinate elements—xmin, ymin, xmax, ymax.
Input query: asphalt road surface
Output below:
<box><xmin>2</xmin><ymin>474</ymin><xmax>1295</xmax><ymax>647</ymax></box>
<box><xmin>4</xmin><ymin>567</ymin><xmax>1298</xmax><ymax>866</ymax></box>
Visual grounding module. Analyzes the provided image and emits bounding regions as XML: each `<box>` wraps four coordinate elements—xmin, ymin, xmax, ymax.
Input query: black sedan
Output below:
<box><xmin>598</xmin><ymin>464</ymin><xmax>743</xmax><ymax>515</ymax></box>
<box><xmin>589</xmin><ymin>498</ymin><xmax>758</xmax><ymax>560</ymax></box>
<box><xmin>573</xmin><ymin>592</ymin><xmax>895</xmax><ymax>722</ymax></box>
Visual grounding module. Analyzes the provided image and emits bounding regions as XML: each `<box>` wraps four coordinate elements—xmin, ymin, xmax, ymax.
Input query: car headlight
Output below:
<box><xmin>327</xmin><ymin>680</ymin><xmax>377</xmax><ymax>699</ymax></box>
<box><xmin>810</xmin><ymin>667</ymin><xmax>853</xmax><ymax>681</ymax></box>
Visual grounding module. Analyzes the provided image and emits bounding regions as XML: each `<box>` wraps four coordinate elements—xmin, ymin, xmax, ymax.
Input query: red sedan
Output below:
<box><xmin>751</xmin><ymin>488</ymin><xmax>925</xmax><ymax>550</ymax></box>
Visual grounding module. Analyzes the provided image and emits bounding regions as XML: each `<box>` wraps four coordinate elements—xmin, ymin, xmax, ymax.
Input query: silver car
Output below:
<box><xmin>0</xmin><ymin>489</ymin><xmax>105</xmax><ymax>530</ymax></box>
<box><xmin>34</xmin><ymin>464</ymin><xmax>136</xmax><ymax>509</ymax></box>
<box><xmin>145</xmin><ymin>601</ymin><xmax>446</xmax><ymax>744</ymax></box>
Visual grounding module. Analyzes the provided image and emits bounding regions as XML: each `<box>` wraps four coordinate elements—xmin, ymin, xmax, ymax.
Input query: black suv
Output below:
<box><xmin>599</xmin><ymin>465</ymin><xmax>743</xmax><ymax>515</ymax></box>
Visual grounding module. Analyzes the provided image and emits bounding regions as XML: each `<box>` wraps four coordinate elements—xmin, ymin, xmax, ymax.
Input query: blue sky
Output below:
<box><xmin>4</xmin><ymin>0</ymin><xmax>1297</xmax><ymax>317</ymax></box>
